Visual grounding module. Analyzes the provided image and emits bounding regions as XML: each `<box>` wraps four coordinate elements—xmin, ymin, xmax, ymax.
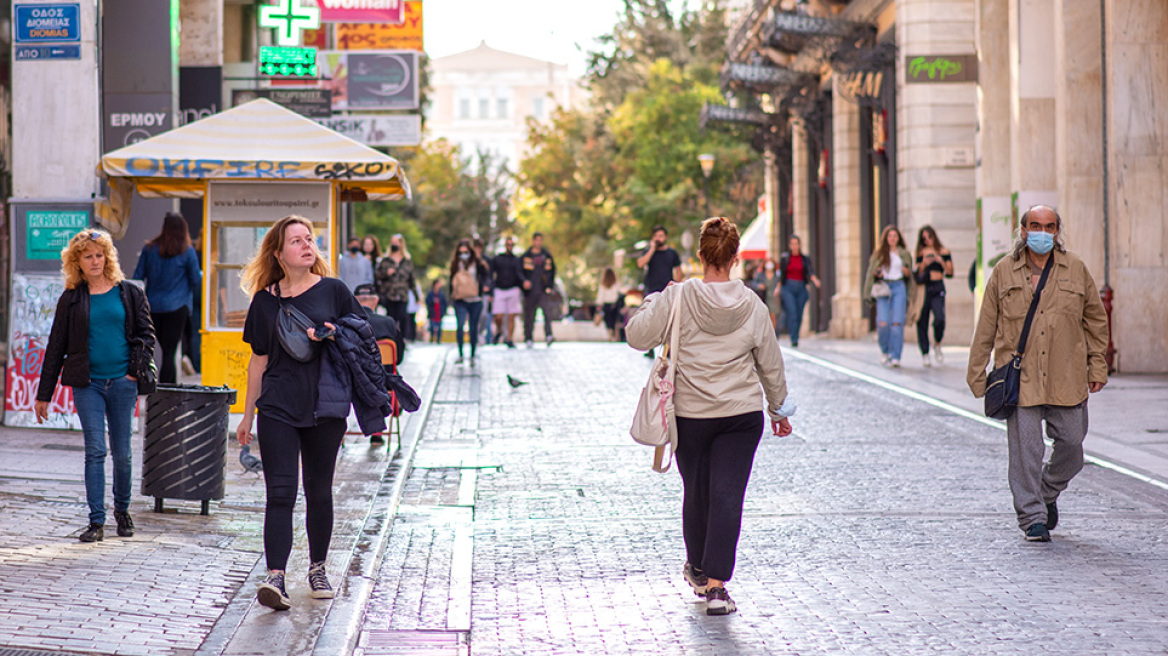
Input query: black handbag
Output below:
<box><xmin>984</xmin><ymin>255</ymin><xmax>1053</xmax><ymax>419</ymax></box>
<box><xmin>274</xmin><ymin>281</ymin><xmax>321</xmax><ymax>363</ymax></box>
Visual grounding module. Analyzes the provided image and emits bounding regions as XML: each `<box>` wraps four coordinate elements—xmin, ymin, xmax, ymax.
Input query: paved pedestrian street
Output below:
<box><xmin>359</xmin><ymin>344</ymin><xmax>1168</xmax><ymax>655</ymax></box>
<box><xmin>1</xmin><ymin>343</ymin><xmax>1167</xmax><ymax>655</ymax></box>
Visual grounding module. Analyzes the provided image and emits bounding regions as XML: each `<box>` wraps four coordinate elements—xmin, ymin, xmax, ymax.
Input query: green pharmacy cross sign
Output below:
<box><xmin>260</xmin><ymin>46</ymin><xmax>318</xmax><ymax>77</ymax></box>
<box><xmin>259</xmin><ymin>0</ymin><xmax>320</xmax><ymax>47</ymax></box>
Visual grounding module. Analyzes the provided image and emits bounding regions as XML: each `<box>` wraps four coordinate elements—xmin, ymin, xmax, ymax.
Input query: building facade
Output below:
<box><xmin>712</xmin><ymin>0</ymin><xmax>1166</xmax><ymax>372</ymax></box>
<box><xmin>426</xmin><ymin>42</ymin><xmax>582</xmax><ymax>170</ymax></box>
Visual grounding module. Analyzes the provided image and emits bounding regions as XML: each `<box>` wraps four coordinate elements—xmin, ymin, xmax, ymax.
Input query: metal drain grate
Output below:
<box><xmin>0</xmin><ymin>649</ymin><xmax>94</xmax><ymax>656</ymax></box>
<box><xmin>363</xmin><ymin>630</ymin><xmax>465</xmax><ymax>655</ymax></box>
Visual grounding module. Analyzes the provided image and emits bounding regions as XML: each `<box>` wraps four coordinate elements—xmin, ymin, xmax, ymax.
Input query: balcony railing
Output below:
<box><xmin>727</xmin><ymin>0</ymin><xmax>781</xmax><ymax>63</ymax></box>
<box><xmin>721</xmin><ymin>62</ymin><xmax>818</xmax><ymax>94</ymax></box>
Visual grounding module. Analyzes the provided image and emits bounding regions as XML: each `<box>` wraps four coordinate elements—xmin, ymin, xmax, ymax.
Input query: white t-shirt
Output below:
<box><xmin>882</xmin><ymin>252</ymin><xmax>905</xmax><ymax>281</ymax></box>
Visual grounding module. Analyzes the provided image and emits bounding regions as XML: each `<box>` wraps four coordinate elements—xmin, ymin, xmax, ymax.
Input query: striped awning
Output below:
<box><xmin>100</xmin><ymin>98</ymin><xmax>411</xmax><ymax>201</ymax></box>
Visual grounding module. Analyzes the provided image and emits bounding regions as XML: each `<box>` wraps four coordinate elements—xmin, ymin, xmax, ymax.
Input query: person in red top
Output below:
<box><xmin>777</xmin><ymin>235</ymin><xmax>821</xmax><ymax>347</ymax></box>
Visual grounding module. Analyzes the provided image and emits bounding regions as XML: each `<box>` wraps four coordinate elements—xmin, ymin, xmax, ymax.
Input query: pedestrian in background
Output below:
<box><xmin>967</xmin><ymin>205</ymin><xmax>1109</xmax><ymax>542</ymax></box>
<box><xmin>236</xmin><ymin>216</ymin><xmax>366</xmax><ymax>610</ymax></box>
<box><xmin>595</xmin><ymin>267</ymin><xmax>621</xmax><ymax>341</ymax></box>
<box><xmin>635</xmin><ymin>225</ymin><xmax>682</xmax><ymax>357</ymax></box>
<box><xmin>131</xmin><ymin>212</ymin><xmax>200</xmax><ymax>384</ymax></box>
<box><xmin>375</xmin><ymin>233</ymin><xmax>416</xmax><ymax>347</ymax></box>
<box><xmin>778</xmin><ymin>235</ymin><xmax>821</xmax><ymax>348</ymax></box>
<box><xmin>521</xmin><ymin>232</ymin><xmax>558</xmax><ymax>348</ymax></box>
<box><xmin>862</xmin><ymin>226</ymin><xmax>914</xmax><ymax>367</ymax></box>
<box><xmin>449</xmin><ymin>239</ymin><xmax>490</xmax><ymax>365</ymax></box>
<box><xmin>425</xmin><ymin>279</ymin><xmax>449</xmax><ymax>343</ymax></box>
<box><xmin>472</xmin><ymin>237</ymin><xmax>494</xmax><ymax>346</ymax></box>
<box><xmin>338</xmin><ymin>237</ymin><xmax>374</xmax><ymax>292</ymax></box>
<box><xmin>353</xmin><ymin>282</ymin><xmax>402</xmax><ymax>446</ymax></box>
<box><xmin>181</xmin><ymin>233</ymin><xmax>204</xmax><ymax>376</ymax></box>
<box><xmin>405</xmin><ymin>282</ymin><xmax>421</xmax><ymax>342</ymax></box>
<box><xmin>913</xmin><ymin>226</ymin><xmax>954</xmax><ymax>366</ymax></box>
<box><xmin>490</xmin><ymin>236</ymin><xmax>523</xmax><ymax>348</ymax></box>
<box><xmin>361</xmin><ymin>234</ymin><xmax>382</xmax><ymax>268</ymax></box>
<box><xmin>627</xmin><ymin>217</ymin><xmax>795</xmax><ymax>617</ymax></box>
<box><xmin>36</xmin><ymin>229</ymin><xmax>156</xmax><ymax>543</ymax></box>
<box><xmin>752</xmin><ymin>259</ymin><xmax>780</xmax><ymax>329</ymax></box>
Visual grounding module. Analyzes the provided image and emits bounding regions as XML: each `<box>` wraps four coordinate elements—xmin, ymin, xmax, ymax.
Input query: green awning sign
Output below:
<box><xmin>27</xmin><ymin>210</ymin><xmax>89</xmax><ymax>260</ymax></box>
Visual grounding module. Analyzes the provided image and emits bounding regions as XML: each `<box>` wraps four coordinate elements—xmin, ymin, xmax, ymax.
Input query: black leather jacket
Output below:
<box><xmin>37</xmin><ymin>281</ymin><xmax>156</xmax><ymax>401</ymax></box>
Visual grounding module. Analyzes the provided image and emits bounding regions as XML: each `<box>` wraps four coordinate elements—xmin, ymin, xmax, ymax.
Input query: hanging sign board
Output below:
<box><xmin>314</xmin><ymin>114</ymin><xmax>421</xmax><ymax>146</ymax></box>
<box><xmin>314</xmin><ymin>0</ymin><xmax>404</xmax><ymax>24</ymax></box>
<box><xmin>26</xmin><ymin>210</ymin><xmax>89</xmax><ymax>260</ymax></box>
<box><xmin>335</xmin><ymin>1</ymin><xmax>422</xmax><ymax>50</ymax></box>
<box><xmin>232</xmin><ymin>88</ymin><xmax>332</xmax><ymax>118</ymax></box>
<box><xmin>319</xmin><ymin>50</ymin><xmax>419</xmax><ymax>111</ymax></box>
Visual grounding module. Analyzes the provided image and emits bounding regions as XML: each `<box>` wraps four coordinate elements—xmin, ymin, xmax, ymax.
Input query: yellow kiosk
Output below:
<box><xmin>98</xmin><ymin>99</ymin><xmax>411</xmax><ymax>410</ymax></box>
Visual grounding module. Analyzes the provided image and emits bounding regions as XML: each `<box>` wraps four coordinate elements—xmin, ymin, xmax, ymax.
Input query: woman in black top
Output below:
<box><xmin>448</xmin><ymin>239</ymin><xmax>491</xmax><ymax>365</ymax></box>
<box><xmin>914</xmin><ymin>225</ymin><xmax>954</xmax><ymax>366</ymax></box>
<box><xmin>236</xmin><ymin>216</ymin><xmax>364</xmax><ymax>611</ymax></box>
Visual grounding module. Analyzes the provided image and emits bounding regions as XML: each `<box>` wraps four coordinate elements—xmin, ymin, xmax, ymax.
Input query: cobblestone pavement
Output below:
<box><xmin>0</xmin><ymin>347</ymin><xmax>441</xmax><ymax>656</ymax></box>
<box><xmin>360</xmin><ymin>343</ymin><xmax>1168</xmax><ymax>656</ymax></box>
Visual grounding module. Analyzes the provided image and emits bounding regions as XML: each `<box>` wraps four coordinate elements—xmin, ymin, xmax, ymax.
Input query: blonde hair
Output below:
<box><xmin>239</xmin><ymin>215</ymin><xmax>332</xmax><ymax>296</ymax></box>
<box><xmin>389</xmin><ymin>233</ymin><xmax>411</xmax><ymax>260</ymax></box>
<box><xmin>61</xmin><ymin>229</ymin><xmax>126</xmax><ymax>289</ymax></box>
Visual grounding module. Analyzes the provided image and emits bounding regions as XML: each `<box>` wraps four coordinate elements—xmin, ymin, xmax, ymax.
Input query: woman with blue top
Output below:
<box><xmin>132</xmin><ymin>213</ymin><xmax>202</xmax><ymax>384</ymax></box>
<box><xmin>36</xmin><ymin>230</ymin><xmax>156</xmax><ymax>543</ymax></box>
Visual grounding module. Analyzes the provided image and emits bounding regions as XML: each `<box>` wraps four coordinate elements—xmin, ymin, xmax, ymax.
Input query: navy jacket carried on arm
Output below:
<box><xmin>316</xmin><ymin>313</ymin><xmax>391</xmax><ymax>436</ymax></box>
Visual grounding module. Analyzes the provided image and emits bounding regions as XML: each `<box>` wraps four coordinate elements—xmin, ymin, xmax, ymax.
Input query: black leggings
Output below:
<box><xmin>916</xmin><ymin>283</ymin><xmax>946</xmax><ymax>354</ymax></box>
<box><xmin>152</xmin><ymin>306</ymin><xmax>190</xmax><ymax>384</ymax></box>
<box><xmin>674</xmin><ymin>411</ymin><xmax>764</xmax><ymax>582</ymax></box>
<box><xmin>256</xmin><ymin>415</ymin><xmax>346</xmax><ymax>571</ymax></box>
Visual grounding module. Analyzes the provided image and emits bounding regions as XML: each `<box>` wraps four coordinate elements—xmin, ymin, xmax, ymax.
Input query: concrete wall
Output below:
<box><xmin>896</xmin><ymin>0</ymin><xmax>979</xmax><ymax>348</ymax></box>
<box><xmin>829</xmin><ymin>80</ymin><xmax>867</xmax><ymax>339</ymax></box>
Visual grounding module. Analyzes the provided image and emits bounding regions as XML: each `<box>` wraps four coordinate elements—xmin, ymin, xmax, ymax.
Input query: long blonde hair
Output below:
<box><xmin>61</xmin><ymin>229</ymin><xmax>126</xmax><ymax>289</ymax></box>
<box><xmin>239</xmin><ymin>216</ymin><xmax>332</xmax><ymax>296</ymax></box>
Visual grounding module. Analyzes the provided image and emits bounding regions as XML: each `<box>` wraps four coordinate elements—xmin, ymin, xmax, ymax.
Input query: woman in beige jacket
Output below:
<box><xmin>627</xmin><ymin>217</ymin><xmax>795</xmax><ymax>617</ymax></box>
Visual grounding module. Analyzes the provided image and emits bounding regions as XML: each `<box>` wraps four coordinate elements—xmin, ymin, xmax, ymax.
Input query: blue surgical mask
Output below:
<box><xmin>1026</xmin><ymin>231</ymin><xmax>1054</xmax><ymax>255</ymax></box>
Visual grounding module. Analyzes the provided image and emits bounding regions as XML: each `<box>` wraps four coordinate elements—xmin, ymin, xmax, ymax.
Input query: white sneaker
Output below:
<box><xmin>890</xmin><ymin>359</ymin><xmax>901</xmax><ymax>368</ymax></box>
<box><xmin>934</xmin><ymin>344</ymin><xmax>944</xmax><ymax>364</ymax></box>
<box><xmin>880</xmin><ymin>354</ymin><xmax>891</xmax><ymax>367</ymax></box>
<box><xmin>922</xmin><ymin>353</ymin><xmax>932</xmax><ymax>367</ymax></box>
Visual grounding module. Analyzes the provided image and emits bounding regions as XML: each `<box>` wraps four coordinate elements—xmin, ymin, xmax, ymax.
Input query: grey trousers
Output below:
<box><xmin>1005</xmin><ymin>402</ymin><xmax>1089</xmax><ymax>530</ymax></box>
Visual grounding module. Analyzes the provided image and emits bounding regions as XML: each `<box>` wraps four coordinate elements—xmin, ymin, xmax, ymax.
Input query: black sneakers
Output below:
<box><xmin>114</xmin><ymin>511</ymin><xmax>134</xmax><ymax>537</ymax></box>
<box><xmin>1025</xmin><ymin>523</ymin><xmax>1052</xmax><ymax>542</ymax></box>
<box><xmin>705</xmin><ymin>587</ymin><xmax>737</xmax><ymax>616</ymax></box>
<box><xmin>308</xmin><ymin>561</ymin><xmax>335</xmax><ymax>599</ymax></box>
<box><xmin>79</xmin><ymin>523</ymin><xmax>104</xmax><ymax>543</ymax></box>
<box><xmin>682</xmin><ymin>562</ymin><xmax>708</xmax><ymax>597</ymax></box>
<box><xmin>257</xmin><ymin>572</ymin><xmax>292</xmax><ymax>611</ymax></box>
<box><xmin>1046</xmin><ymin>500</ymin><xmax>1059</xmax><ymax>531</ymax></box>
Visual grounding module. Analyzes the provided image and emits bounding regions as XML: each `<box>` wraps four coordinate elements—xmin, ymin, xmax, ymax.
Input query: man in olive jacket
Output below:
<box><xmin>967</xmin><ymin>205</ymin><xmax>1109</xmax><ymax>542</ymax></box>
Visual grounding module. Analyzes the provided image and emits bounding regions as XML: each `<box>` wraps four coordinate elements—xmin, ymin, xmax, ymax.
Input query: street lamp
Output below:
<box><xmin>698</xmin><ymin>153</ymin><xmax>716</xmax><ymax>218</ymax></box>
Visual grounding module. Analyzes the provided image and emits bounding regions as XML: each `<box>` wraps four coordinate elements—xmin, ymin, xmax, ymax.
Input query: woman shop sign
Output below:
<box><xmin>314</xmin><ymin>0</ymin><xmax>404</xmax><ymax>24</ymax></box>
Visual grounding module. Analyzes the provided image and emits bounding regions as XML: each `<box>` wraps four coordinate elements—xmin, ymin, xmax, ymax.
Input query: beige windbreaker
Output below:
<box><xmin>626</xmin><ymin>279</ymin><xmax>789</xmax><ymax>421</ymax></box>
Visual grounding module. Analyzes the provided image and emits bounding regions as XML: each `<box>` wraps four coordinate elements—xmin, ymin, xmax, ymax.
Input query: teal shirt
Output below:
<box><xmin>88</xmin><ymin>288</ymin><xmax>129</xmax><ymax>380</ymax></box>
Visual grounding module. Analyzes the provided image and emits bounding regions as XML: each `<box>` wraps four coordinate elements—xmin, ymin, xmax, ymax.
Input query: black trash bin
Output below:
<box><xmin>141</xmin><ymin>384</ymin><xmax>237</xmax><ymax>515</ymax></box>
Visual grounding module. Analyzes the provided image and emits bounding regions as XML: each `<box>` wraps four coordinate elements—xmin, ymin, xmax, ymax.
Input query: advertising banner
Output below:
<box><xmin>315</xmin><ymin>0</ymin><xmax>404</xmax><ymax>24</ymax></box>
<box><xmin>336</xmin><ymin>1</ymin><xmax>422</xmax><ymax>51</ymax></box>
<box><xmin>978</xmin><ymin>196</ymin><xmax>1014</xmax><ymax>270</ymax></box>
<box><xmin>231</xmin><ymin>88</ymin><xmax>333</xmax><ymax>118</ymax></box>
<box><xmin>319</xmin><ymin>51</ymin><xmax>419</xmax><ymax>111</ymax></box>
<box><xmin>315</xmin><ymin>114</ymin><xmax>422</xmax><ymax>146</ymax></box>
<box><xmin>4</xmin><ymin>273</ymin><xmax>81</xmax><ymax>430</ymax></box>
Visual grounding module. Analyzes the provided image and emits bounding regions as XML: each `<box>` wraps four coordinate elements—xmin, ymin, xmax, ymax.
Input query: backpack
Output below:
<box><xmin>452</xmin><ymin>268</ymin><xmax>478</xmax><ymax>300</ymax></box>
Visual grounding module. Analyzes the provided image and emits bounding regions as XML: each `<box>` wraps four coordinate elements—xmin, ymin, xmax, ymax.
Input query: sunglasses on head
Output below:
<box><xmin>89</xmin><ymin>231</ymin><xmax>101</xmax><ymax>241</ymax></box>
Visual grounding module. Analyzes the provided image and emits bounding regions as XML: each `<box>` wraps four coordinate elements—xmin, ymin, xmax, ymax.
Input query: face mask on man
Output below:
<box><xmin>1026</xmin><ymin>231</ymin><xmax>1054</xmax><ymax>255</ymax></box>
<box><xmin>349</xmin><ymin>246</ymin><xmax>361</xmax><ymax>255</ymax></box>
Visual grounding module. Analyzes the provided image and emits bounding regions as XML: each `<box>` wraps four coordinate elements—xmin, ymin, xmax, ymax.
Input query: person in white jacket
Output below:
<box><xmin>627</xmin><ymin>216</ymin><xmax>795</xmax><ymax>617</ymax></box>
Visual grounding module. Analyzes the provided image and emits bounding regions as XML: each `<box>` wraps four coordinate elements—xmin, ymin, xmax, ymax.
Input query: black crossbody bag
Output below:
<box><xmin>984</xmin><ymin>254</ymin><xmax>1053</xmax><ymax>419</ymax></box>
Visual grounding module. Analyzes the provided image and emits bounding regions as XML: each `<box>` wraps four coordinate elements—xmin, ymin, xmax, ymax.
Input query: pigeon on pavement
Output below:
<box><xmin>239</xmin><ymin>444</ymin><xmax>263</xmax><ymax>474</ymax></box>
<box><xmin>506</xmin><ymin>374</ymin><xmax>528</xmax><ymax>389</ymax></box>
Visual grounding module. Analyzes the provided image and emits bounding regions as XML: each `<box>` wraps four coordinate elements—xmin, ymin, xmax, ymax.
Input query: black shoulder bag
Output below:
<box><xmin>274</xmin><ymin>281</ymin><xmax>321</xmax><ymax>363</ymax></box>
<box><xmin>984</xmin><ymin>254</ymin><xmax>1053</xmax><ymax>419</ymax></box>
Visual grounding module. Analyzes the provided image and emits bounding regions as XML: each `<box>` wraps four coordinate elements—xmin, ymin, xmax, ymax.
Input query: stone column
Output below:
<box><xmin>791</xmin><ymin>122</ymin><xmax>810</xmax><ymax>243</ymax></box>
<box><xmin>1106</xmin><ymin>0</ymin><xmax>1168</xmax><ymax>372</ymax></box>
<box><xmin>1009</xmin><ymin>0</ymin><xmax>1058</xmax><ymax>215</ymax></box>
<box><xmin>180</xmin><ymin>0</ymin><xmax>224</xmax><ymax>67</ymax></box>
<box><xmin>975</xmin><ymin>0</ymin><xmax>1013</xmax><ymax>304</ymax></box>
<box><xmin>896</xmin><ymin>0</ymin><xmax>979</xmax><ymax>347</ymax></box>
<box><xmin>829</xmin><ymin>78</ymin><xmax>866</xmax><ymax>339</ymax></box>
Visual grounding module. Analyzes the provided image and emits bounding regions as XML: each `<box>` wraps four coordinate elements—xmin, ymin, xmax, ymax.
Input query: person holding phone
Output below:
<box><xmin>235</xmin><ymin>215</ymin><xmax>364</xmax><ymax>611</ymax></box>
<box><xmin>913</xmin><ymin>226</ymin><xmax>954</xmax><ymax>366</ymax></box>
<box><xmin>635</xmin><ymin>225</ymin><xmax>682</xmax><ymax>357</ymax></box>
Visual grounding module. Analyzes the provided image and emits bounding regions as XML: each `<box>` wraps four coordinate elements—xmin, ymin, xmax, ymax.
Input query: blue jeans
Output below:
<box><xmin>453</xmin><ymin>299</ymin><xmax>483</xmax><ymax>357</ymax></box>
<box><xmin>875</xmin><ymin>280</ymin><xmax>907</xmax><ymax>360</ymax></box>
<box><xmin>780</xmin><ymin>280</ymin><xmax>809</xmax><ymax>345</ymax></box>
<box><xmin>72</xmin><ymin>376</ymin><xmax>138</xmax><ymax>525</ymax></box>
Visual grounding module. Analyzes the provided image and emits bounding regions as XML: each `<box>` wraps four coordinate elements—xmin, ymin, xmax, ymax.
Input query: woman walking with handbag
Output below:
<box><xmin>132</xmin><ymin>212</ymin><xmax>202</xmax><ymax>384</ymax></box>
<box><xmin>862</xmin><ymin>226</ymin><xmax>915</xmax><ymax>367</ymax></box>
<box><xmin>448</xmin><ymin>239</ymin><xmax>490</xmax><ymax>365</ymax></box>
<box><xmin>235</xmin><ymin>216</ymin><xmax>367</xmax><ymax>611</ymax></box>
<box><xmin>375</xmin><ymin>234</ymin><xmax>416</xmax><ymax>339</ymax></box>
<box><xmin>627</xmin><ymin>217</ymin><xmax>795</xmax><ymax>616</ymax></box>
<box><xmin>36</xmin><ymin>229</ymin><xmax>157</xmax><ymax>543</ymax></box>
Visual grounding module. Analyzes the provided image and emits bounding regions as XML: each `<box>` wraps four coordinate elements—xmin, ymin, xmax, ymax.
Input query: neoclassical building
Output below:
<box><xmin>710</xmin><ymin>0</ymin><xmax>1166</xmax><ymax>372</ymax></box>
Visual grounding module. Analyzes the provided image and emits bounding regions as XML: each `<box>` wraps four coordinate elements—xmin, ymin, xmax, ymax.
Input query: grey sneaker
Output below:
<box><xmin>308</xmin><ymin>561</ymin><xmax>335</xmax><ymax>599</ymax></box>
<box><xmin>257</xmin><ymin>572</ymin><xmax>292</xmax><ymax>610</ymax></box>
<box><xmin>682</xmin><ymin>562</ymin><xmax>708</xmax><ymax>597</ymax></box>
<box><xmin>1025</xmin><ymin>523</ymin><xmax>1051</xmax><ymax>542</ymax></box>
<box><xmin>705</xmin><ymin>587</ymin><xmax>737</xmax><ymax>616</ymax></box>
